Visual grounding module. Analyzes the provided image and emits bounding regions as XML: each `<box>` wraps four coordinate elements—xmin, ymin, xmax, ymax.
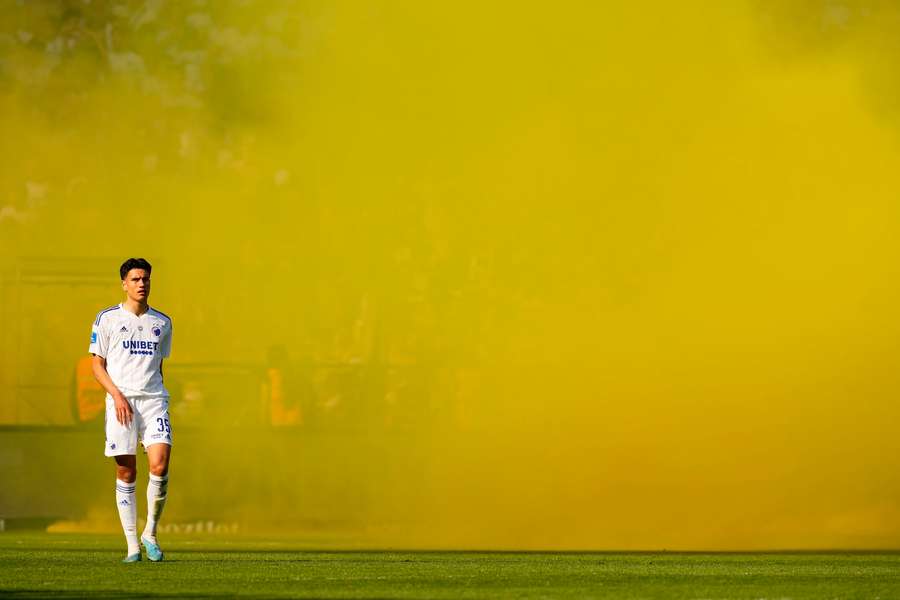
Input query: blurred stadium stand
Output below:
<box><xmin>1</xmin><ymin>258</ymin><xmax>461</xmax><ymax>429</ymax></box>
<box><xmin>0</xmin><ymin>258</ymin><xmax>468</xmax><ymax>528</ymax></box>
<box><xmin>1</xmin><ymin>257</ymin><xmax>114</xmax><ymax>425</ymax></box>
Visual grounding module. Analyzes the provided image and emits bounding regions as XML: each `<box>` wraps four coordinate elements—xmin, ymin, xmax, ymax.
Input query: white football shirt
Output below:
<box><xmin>89</xmin><ymin>303</ymin><xmax>173</xmax><ymax>398</ymax></box>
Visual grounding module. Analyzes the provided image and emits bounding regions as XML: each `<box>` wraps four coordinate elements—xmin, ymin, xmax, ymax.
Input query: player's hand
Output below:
<box><xmin>113</xmin><ymin>393</ymin><xmax>133</xmax><ymax>426</ymax></box>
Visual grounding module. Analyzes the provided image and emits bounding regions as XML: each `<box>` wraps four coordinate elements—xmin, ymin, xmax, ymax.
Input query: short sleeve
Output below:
<box><xmin>160</xmin><ymin>321</ymin><xmax>172</xmax><ymax>358</ymax></box>
<box><xmin>89</xmin><ymin>319</ymin><xmax>108</xmax><ymax>357</ymax></box>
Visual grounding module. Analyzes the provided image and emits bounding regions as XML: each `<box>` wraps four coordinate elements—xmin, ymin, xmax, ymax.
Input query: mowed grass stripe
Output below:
<box><xmin>1</xmin><ymin>533</ymin><xmax>898</xmax><ymax>599</ymax></box>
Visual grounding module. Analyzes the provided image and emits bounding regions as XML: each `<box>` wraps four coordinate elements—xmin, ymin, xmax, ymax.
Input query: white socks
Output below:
<box><xmin>143</xmin><ymin>473</ymin><xmax>169</xmax><ymax>544</ymax></box>
<box><xmin>117</xmin><ymin>474</ymin><xmax>169</xmax><ymax>554</ymax></box>
<box><xmin>115</xmin><ymin>479</ymin><xmax>139</xmax><ymax>555</ymax></box>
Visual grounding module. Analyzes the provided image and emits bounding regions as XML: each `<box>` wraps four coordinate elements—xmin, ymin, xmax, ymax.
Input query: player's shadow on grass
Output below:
<box><xmin>0</xmin><ymin>593</ymin><xmax>221</xmax><ymax>599</ymax></box>
<box><xmin>0</xmin><ymin>590</ymin><xmax>372</xmax><ymax>600</ymax></box>
<box><xmin>0</xmin><ymin>593</ymin><xmax>370</xmax><ymax>600</ymax></box>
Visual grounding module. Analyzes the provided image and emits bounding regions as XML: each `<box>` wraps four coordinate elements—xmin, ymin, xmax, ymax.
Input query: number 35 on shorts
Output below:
<box><xmin>156</xmin><ymin>417</ymin><xmax>171</xmax><ymax>433</ymax></box>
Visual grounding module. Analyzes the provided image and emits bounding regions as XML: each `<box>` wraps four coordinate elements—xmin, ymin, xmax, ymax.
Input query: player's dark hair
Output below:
<box><xmin>120</xmin><ymin>258</ymin><xmax>152</xmax><ymax>280</ymax></box>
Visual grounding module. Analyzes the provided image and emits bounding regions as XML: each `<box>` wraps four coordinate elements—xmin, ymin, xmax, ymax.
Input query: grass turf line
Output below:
<box><xmin>1</xmin><ymin>533</ymin><xmax>899</xmax><ymax>599</ymax></box>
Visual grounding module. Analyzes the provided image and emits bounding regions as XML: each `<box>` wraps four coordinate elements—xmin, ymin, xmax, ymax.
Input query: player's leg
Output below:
<box><xmin>142</xmin><ymin>442</ymin><xmax>170</xmax><ymax>555</ymax></box>
<box><xmin>114</xmin><ymin>454</ymin><xmax>140</xmax><ymax>561</ymax></box>
<box><xmin>106</xmin><ymin>394</ymin><xmax>141</xmax><ymax>561</ymax></box>
<box><xmin>139</xmin><ymin>396</ymin><xmax>172</xmax><ymax>561</ymax></box>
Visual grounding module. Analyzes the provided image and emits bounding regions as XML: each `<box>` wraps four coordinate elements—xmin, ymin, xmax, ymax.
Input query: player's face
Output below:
<box><xmin>122</xmin><ymin>268</ymin><xmax>151</xmax><ymax>303</ymax></box>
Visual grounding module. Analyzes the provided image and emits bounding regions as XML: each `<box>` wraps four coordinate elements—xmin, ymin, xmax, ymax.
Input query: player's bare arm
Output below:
<box><xmin>91</xmin><ymin>354</ymin><xmax>133</xmax><ymax>426</ymax></box>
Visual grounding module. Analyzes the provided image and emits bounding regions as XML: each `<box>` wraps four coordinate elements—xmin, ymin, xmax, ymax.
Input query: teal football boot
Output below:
<box><xmin>141</xmin><ymin>536</ymin><xmax>164</xmax><ymax>562</ymax></box>
<box><xmin>122</xmin><ymin>551</ymin><xmax>141</xmax><ymax>563</ymax></box>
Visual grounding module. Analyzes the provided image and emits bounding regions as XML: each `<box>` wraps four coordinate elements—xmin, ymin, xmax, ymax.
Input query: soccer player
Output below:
<box><xmin>89</xmin><ymin>258</ymin><xmax>173</xmax><ymax>562</ymax></box>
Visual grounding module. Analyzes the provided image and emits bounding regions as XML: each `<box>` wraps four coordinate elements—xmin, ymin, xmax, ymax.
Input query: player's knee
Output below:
<box><xmin>116</xmin><ymin>465</ymin><xmax>137</xmax><ymax>483</ymax></box>
<box><xmin>149</xmin><ymin>462</ymin><xmax>168</xmax><ymax>477</ymax></box>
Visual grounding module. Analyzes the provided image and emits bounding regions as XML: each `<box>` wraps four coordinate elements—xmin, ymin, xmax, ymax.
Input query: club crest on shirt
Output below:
<box><xmin>152</xmin><ymin>326</ymin><xmax>161</xmax><ymax>337</ymax></box>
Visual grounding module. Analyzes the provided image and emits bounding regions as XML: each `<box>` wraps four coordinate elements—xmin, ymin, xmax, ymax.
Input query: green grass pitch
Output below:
<box><xmin>1</xmin><ymin>533</ymin><xmax>899</xmax><ymax>599</ymax></box>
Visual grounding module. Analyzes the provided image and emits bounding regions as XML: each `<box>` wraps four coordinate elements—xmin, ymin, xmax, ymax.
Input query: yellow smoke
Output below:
<box><xmin>2</xmin><ymin>1</ymin><xmax>900</xmax><ymax>549</ymax></box>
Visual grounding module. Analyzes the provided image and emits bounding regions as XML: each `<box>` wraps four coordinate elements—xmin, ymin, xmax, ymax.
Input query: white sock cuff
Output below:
<box><xmin>149</xmin><ymin>473</ymin><xmax>168</xmax><ymax>482</ymax></box>
<box><xmin>116</xmin><ymin>479</ymin><xmax>136</xmax><ymax>492</ymax></box>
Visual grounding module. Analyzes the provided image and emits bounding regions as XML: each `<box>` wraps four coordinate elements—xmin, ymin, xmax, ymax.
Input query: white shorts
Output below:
<box><xmin>104</xmin><ymin>394</ymin><xmax>173</xmax><ymax>457</ymax></box>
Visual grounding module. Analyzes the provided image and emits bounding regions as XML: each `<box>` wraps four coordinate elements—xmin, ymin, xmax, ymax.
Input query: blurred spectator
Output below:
<box><xmin>263</xmin><ymin>344</ymin><xmax>315</xmax><ymax>427</ymax></box>
<box><xmin>172</xmin><ymin>380</ymin><xmax>205</xmax><ymax>425</ymax></box>
<box><xmin>72</xmin><ymin>355</ymin><xmax>105</xmax><ymax>425</ymax></box>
